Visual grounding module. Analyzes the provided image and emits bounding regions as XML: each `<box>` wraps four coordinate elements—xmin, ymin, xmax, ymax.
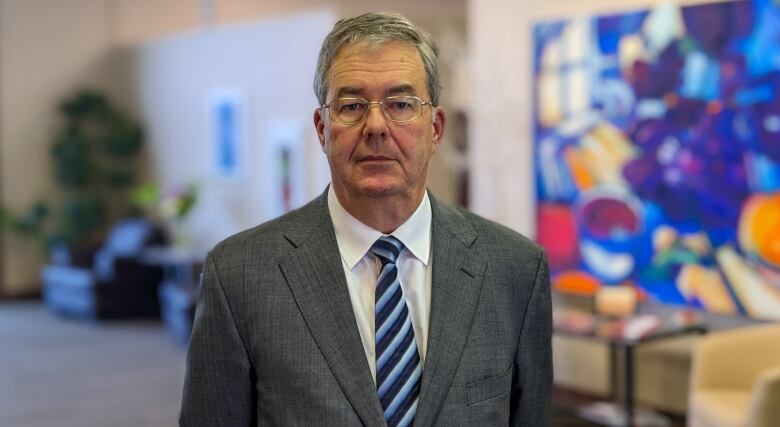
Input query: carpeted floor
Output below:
<box><xmin>0</xmin><ymin>301</ymin><xmax>186</xmax><ymax>427</ymax></box>
<box><xmin>2</xmin><ymin>301</ymin><xmax>669</xmax><ymax>427</ymax></box>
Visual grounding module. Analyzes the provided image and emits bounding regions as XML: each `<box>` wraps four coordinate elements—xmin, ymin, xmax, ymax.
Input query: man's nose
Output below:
<box><xmin>363</xmin><ymin>103</ymin><xmax>388</xmax><ymax>139</ymax></box>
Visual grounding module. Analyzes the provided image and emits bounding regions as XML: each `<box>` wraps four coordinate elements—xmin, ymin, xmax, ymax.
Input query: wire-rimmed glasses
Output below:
<box><xmin>321</xmin><ymin>95</ymin><xmax>433</xmax><ymax>125</ymax></box>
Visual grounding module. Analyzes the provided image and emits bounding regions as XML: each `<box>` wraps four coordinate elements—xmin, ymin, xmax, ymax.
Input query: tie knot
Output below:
<box><xmin>370</xmin><ymin>235</ymin><xmax>404</xmax><ymax>265</ymax></box>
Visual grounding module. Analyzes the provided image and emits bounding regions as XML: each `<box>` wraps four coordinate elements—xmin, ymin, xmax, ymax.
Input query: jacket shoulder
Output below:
<box><xmin>448</xmin><ymin>204</ymin><xmax>542</xmax><ymax>254</ymax></box>
<box><xmin>443</xmin><ymin>204</ymin><xmax>546</xmax><ymax>275</ymax></box>
<box><xmin>208</xmin><ymin>196</ymin><xmax>327</xmax><ymax>264</ymax></box>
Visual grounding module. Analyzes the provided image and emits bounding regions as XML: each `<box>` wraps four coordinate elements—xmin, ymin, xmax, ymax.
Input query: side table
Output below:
<box><xmin>553</xmin><ymin>307</ymin><xmax>706</xmax><ymax>426</ymax></box>
<box><xmin>142</xmin><ymin>246</ymin><xmax>206</xmax><ymax>345</ymax></box>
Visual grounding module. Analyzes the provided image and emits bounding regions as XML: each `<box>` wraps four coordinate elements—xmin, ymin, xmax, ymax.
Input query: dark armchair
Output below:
<box><xmin>41</xmin><ymin>219</ymin><xmax>166</xmax><ymax>319</ymax></box>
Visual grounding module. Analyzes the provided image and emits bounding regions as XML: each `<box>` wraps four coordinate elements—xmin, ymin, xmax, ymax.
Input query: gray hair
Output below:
<box><xmin>313</xmin><ymin>12</ymin><xmax>441</xmax><ymax>107</ymax></box>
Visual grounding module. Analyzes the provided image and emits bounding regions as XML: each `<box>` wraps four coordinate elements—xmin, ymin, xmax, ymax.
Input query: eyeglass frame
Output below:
<box><xmin>320</xmin><ymin>95</ymin><xmax>434</xmax><ymax>125</ymax></box>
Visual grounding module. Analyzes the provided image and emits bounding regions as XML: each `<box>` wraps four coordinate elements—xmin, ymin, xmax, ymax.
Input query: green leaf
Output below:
<box><xmin>103</xmin><ymin>170</ymin><xmax>135</xmax><ymax>188</ymax></box>
<box><xmin>131</xmin><ymin>183</ymin><xmax>160</xmax><ymax>209</ymax></box>
<box><xmin>58</xmin><ymin>196</ymin><xmax>106</xmax><ymax>244</ymax></box>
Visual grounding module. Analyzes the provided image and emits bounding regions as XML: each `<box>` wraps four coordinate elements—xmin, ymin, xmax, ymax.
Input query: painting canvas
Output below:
<box><xmin>262</xmin><ymin>119</ymin><xmax>307</xmax><ymax>219</ymax></box>
<box><xmin>207</xmin><ymin>88</ymin><xmax>248</xmax><ymax>179</ymax></box>
<box><xmin>533</xmin><ymin>0</ymin><xmax>780</xmax><ymax>319</ymax></box>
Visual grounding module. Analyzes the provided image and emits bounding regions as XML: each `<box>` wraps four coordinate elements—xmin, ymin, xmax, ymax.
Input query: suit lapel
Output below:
<box><xmin>278</xmin><ymin>192</ymin><xmax>385</xmax><ymax>427</ymax></box>
<box><xmin>415</xmin><ymin>198</ymin><xmax>486</xmax><ymax>426</ymax></box>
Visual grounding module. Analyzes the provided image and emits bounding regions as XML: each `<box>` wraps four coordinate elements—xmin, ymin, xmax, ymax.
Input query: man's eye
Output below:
<box><xmin>341</xmin><ymin>103</ymin><xmax>364</xmax><ymax>112</ymax></box>
<box><xmin>390</xmin><ymin>101</ymin><xmax>411</xmax><ymax>110</ymax></box>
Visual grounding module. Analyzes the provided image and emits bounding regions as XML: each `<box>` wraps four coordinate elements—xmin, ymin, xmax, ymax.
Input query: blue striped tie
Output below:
<box><xmin>371</xmin><ymin>236</ymin><xmax>422</xmax><ymax>427</ymax></box>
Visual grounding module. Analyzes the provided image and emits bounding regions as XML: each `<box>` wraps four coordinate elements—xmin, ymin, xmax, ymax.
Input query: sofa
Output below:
<box><xmin>41</xmin><ymin>219</ymin><xmax>166</xmax><ymax>319</ymax></box>
<box><xmin>688</xmin><ymin>323</ymin><xmax>780</xmax><ymax>427</ymax></box>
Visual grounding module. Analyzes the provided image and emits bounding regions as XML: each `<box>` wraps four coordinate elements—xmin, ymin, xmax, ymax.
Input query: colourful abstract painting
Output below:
<box><xmin>534</xmin><ymin>0</ymin><xmax>780</xmax><ymax>319</ymax></box>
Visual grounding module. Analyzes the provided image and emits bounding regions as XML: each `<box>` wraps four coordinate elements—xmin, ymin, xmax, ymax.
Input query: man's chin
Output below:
<box><xmin>355</xmin><ymin>185</ymin><xmax>404</xmax><ymax>198</ymax></box>
<box><xmin>349</xmin><ymin>178</ymin><xmax>409</xmax><ymax>199</ymax></box>
<box><xmin>333</xmin><ymin>175</ymin><xmax>420</xmax><ymax>201</ymax></box>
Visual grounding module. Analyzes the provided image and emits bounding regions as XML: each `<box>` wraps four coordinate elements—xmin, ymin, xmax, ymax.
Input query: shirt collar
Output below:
<box><xmin>328</xmin><ymin>185</ymin><xmax>432</xmax><ymax>270</ymax></box>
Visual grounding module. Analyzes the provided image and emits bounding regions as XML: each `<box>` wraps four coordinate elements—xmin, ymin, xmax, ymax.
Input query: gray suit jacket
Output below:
<box><xmin>179</xmin><ymin>190</ymin><xmax>551</xmax><ymax>426</ymax></box>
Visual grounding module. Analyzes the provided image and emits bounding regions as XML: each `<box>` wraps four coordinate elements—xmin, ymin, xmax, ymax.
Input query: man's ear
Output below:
<box><xmin>313</xmin><ymin>107</ymin><xmax>326</xmax><ymax>151</ymax></box>
<box><xmin>431</xmin><ymin>107</ymin><xmax>446</xmax><ymax>150</ymax></box>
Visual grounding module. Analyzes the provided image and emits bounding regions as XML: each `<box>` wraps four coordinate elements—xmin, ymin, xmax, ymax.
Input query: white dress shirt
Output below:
<box><xmin>327</xmin><ymin>186</ymin><xmax>432</xmax><ymax>383</ymax></box>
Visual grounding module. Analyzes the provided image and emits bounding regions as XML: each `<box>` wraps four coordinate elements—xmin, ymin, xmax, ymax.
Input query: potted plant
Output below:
<box><xmin>1</xmin><ymin>89</ymin><xmax>145</xmax><ymax>258</ymax></box>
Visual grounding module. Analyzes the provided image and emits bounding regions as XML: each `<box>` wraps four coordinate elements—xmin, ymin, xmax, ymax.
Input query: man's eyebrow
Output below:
<box><xmin>333</xmin><ymin>84</ymin><xmax>417</xmax><ymax>99</ymax></box>
<box><xmin>335</xmin><ymin>86</ymin><xmax>363</xmax><ymax>98</ymax></box>
<box><xmin>387</xmin><ymin>84</ymin><xmax>417</xmax><ymax>96</ymax></box>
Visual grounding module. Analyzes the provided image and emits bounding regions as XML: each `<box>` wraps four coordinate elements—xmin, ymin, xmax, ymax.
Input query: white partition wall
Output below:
<box><xmin>130</xmin><ymin>9</ymin><xmax>336</xmax><ymax>251</ymax></box>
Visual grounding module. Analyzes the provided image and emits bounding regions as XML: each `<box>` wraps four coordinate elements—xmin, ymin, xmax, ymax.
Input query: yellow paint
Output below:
<box><xmin>676</xmin><ymin>264</ymin><xmax>737</xmax><ymax>315</ymax></box>
<box><xmin>716</xmin><ymin>246</ymin><xmax>780</xmax><ymax>320</ymax></box>
<box><xmin>563</xmin><ymin>147</ymin><xmax>594</xmax><ymax>190</ymax></box>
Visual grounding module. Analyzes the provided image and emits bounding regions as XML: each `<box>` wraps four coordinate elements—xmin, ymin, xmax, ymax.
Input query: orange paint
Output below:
<box><xmin>742</xmin><ymin>192</ymin><xmax>780</xmax><ymax>267</ymax></box>
<box><xmin>553</xmin><ymin>271</ymin><xmax>601</xmax><ymax>295</ymax></box>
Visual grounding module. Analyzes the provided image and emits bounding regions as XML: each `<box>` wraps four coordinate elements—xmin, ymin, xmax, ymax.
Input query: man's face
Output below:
<box><xmin>314</xmin><ymin>41</ymin><xmax>445</xmax><ymax>202</ymax></box>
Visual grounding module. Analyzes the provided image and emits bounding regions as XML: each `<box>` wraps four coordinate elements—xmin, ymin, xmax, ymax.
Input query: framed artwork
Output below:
<box><xmin>534</xmin><ymin>0</ymin><xmax>780</xmax><ymax>319</ymax></box>
<box><xmin>262</xmin><ymin>119</ymin><xmax>307</xmax><ymax>219</ymax></box>
<box><xmin>207</xmin><ymin>88</ymin><xmax>248</xmax><ymax>179</ymax></box>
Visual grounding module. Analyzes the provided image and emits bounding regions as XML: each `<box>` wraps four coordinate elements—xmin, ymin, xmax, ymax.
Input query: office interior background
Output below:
<box><xmin>1</xmin><ymin>0</ymin><xmax>779</xmax><ymax>426</ymax></box>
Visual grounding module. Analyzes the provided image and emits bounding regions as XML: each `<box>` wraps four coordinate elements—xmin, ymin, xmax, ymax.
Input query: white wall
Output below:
<box><xmin>129</xmin><ymin>6</ymin><xmax>469</xmax><ymax>251</ymax></box>
<box><xmin>130</xmin><ymin>10</ymin><xmax>337</xmax><ymax>250</ymax></box>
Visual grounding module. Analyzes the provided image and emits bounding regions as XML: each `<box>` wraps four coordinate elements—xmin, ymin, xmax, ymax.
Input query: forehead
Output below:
<box><xmin>327</xmin><ymin>41</ymin><xmax>427</xmax><ymax>98</ymax></box>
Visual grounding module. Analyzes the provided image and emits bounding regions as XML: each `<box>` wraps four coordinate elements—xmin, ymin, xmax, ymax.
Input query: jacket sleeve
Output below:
<box><xmin>179</xmin><ymin>253</ymin><xmax>255</xmax><ymax>427</ymax></box>
<box><xmin>509</xmin><ymin>249</ymin><xmax>553</xmax><ymax>426</ymax></box>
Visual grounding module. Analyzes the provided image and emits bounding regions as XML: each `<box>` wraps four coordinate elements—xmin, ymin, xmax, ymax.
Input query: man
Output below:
<box><xmin>180</xmin><ymin>12</ymin><xmax>551</xmax><ymax>427</ymax></box>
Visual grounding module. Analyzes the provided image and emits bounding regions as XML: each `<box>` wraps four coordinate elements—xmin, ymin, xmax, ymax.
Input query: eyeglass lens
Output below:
<box><xmin>329</xmin><ymin>96</ymin><xmax>423</xmax><ymax>124</ymax></box>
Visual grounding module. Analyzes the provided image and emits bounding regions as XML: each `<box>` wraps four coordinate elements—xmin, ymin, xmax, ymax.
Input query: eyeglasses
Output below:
<box><xmin>321</xmin><ymin>95</ymin><xmax>433</xmax><ymax>125</ymax></box>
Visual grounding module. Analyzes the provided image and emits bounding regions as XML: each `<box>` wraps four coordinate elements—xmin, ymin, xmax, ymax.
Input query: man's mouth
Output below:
<box><xmin>359</xmin><ymin>156</ymin><xmax>393</xmax><ymax>162</ymax></box>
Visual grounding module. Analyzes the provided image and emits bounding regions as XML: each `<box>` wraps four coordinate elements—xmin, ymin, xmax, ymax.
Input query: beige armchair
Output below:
<box><xmin>688</xmin><ymin>323</ymin><xmax>780</xmax><ymax>427</ymax></box>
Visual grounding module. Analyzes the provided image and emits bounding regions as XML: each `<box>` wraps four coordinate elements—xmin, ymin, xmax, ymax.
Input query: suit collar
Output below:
<box><xmin>428</xmin><ymin>194</ymin><xmax>478</xmax><ymax>249</ymax></box>
<box><xmin>328</xmin><ymin>186</ymin><xmax>433</xmax><ymax>269</ymax></box>
<box><xmin>279</xmin><ymin>189</ymin><xmax>386</xmax><ymax>426</ymax></box>
<box><xmin>280</xmin><ymin>189</ymin><xmax>330</xmax><ymax>248</ymax></box>
<box><xmin>415</xmin><ymin>196</ymin><xmax>486</xmax><ymax>426</ymax></box>
<box><xmin>280</xmin><ymin>190</ymin><xmax>486</xmax><ymax>427</ymax></box>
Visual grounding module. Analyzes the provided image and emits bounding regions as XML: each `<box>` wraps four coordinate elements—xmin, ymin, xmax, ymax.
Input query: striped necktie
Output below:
<box><xmin>371</xmin><ymin>235</ymin><xmax>422</xmax><ymax>427</ymax></box>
